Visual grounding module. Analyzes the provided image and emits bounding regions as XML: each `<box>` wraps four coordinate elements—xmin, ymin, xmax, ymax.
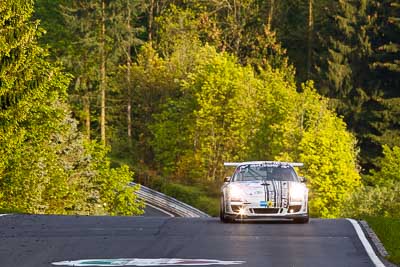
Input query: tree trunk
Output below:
<box><xmin>126</xmin><ymin>0</ymin><xmax>132</xmax><ymax>145</ymax></box>
<box><xmin>100</xmin><ymin>0</ymin><xmax>106</xmax><ymax>145</ymax></box>
<box><xmin>307</xmin><ymin>0</ymin><xmax>313</xmax><ymax>79</ymax></box>
<box><xmin>233</xmin><ymin>0</ymin><xmax>241</xmax><ymax>56</ymax></box>
<box><xmin>148</xmin><ymin>0</ymin><xmax>154</xmax><ymax>41</ymax></box>
<box><xmin>267</xmin><ymin>0</ymin><xmax>275</xmax><ymax>31</ymax></box>
<box><xmin>83</xmin><ymin>78</ymin><xmax>91</xmax><ymax>140</ymax></box>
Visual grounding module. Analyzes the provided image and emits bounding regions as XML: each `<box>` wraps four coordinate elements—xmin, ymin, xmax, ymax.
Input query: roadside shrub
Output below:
<box><xmin>163</xmin><ymin>183</ymin><xmax>202</xmax><ymax>204</ymax></box>
<box><xmin>196</xmin><ymin>196</ymin><xmax>219</xmax><ymax>217</ymax></box>
<box><xmin>341</xmin><ymin>182</ymin><xmax>400</xmax><ymax>218</ymax></box>
<box><xmin>162</xmin><ymin>182</ymin><xmax>219</xmax><ymax>216</ymax></box>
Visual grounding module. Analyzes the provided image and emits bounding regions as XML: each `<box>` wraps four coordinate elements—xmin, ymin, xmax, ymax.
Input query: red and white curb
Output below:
<box><xmin>52</xmin><ymin>258</ymin><xmax>245</xmax><ymax>266</ymax></box>
<box><xmin>347</xmin><ymin>219</ymin><xmax>386</xmax><ymax>267</ymax></box>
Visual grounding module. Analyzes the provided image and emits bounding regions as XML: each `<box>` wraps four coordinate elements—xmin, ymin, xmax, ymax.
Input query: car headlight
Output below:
<box><xmin>228</xmin><ymin>185</ymin><xmax>244</xmax><ymax>202</ymax></box>
<box><xmin>290</xmin><ymin>183</ymin><xmax>305</xmax><ymax>202</ymax></box>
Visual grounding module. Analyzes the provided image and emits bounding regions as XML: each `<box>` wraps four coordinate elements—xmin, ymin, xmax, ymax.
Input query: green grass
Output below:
<box><xmin>162</xmin><ymin>182</ymin><xmax>220</xmax><ymax>216</ymax></box>
<box><xmin>364</xmin><ymin>216</ymin><xmax>400</xmax><ymax>265</ymax></box>
<box><xmin>0</xmin><ymin>208</ymin><xmax>24</xmax><ymax>214</ymax></box>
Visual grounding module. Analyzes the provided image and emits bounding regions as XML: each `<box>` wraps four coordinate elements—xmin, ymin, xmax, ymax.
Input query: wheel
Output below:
<box><xmin>219</xmin><ymin>197</ymin><xmax>225</xmax><ymax>221</ymax></box>
<box><xmin>294</xmin><ymin>216</ymin><xmax>309</xmax><ymax>224</ymax></box>
<box><xmin>294</xmin><ymin>207</ymin><xmax>309</xmax><ymax>224</ymax></box>
<box><xmin>220</xmin><ymin>196</ymin><xmax>233</xmax><ymax>223</ymax></box>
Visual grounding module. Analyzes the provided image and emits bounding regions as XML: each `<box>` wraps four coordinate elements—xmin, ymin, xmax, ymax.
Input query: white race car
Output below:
<box><xmin>220</xmin><ymin>161</ymin><xmax>309</xmax><ymax>223</ymax></box>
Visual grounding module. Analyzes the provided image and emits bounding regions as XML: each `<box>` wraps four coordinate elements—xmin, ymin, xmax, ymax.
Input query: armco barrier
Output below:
<box><xmin>131</xmin><ymin>183</ymin><xmax>211</xmax><ymax>218</ymax></box>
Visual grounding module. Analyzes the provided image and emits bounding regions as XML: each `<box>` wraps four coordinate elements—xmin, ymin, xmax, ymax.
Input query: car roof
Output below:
<box><xmin>224</xmin><ymin>161</ymin><xmax>303</xmax><ymax>167</ymax></box>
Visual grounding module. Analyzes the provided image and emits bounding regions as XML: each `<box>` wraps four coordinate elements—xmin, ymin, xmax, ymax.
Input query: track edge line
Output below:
<box><xmin>347</xmin><ymin>218</ymin><xmax>386</xmax><ymax>267</ymax></box>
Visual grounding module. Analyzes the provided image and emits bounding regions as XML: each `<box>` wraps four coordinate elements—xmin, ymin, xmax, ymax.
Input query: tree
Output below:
<box><xmin>367</xmin><ymin>145</ymin><xmax>400</xmax><ymax>187</ymax></box>
<box><xmin>0</xmin><ymin>0</ymin><xmax>67</xmax><ymax>212</ymax></box>
<box><xmin>368</xmin><ymin>0</ymin><xmax>400</xmax><ymax>152</ymax></box>
<box><xmin>296</xmin><ymin>83</ymin><xmax>361</xmax><ymax>218</ymax></box>
<box><xmin>50</xmin><ymin>0</ymin><xmax>113</xmax><ymax>144</ymax></box>
<box><xmin>315</xmin><ymin>0</ymin><xmax>400</xmax><ymax>173</ymax></box>
<box><xmin>150</xmin><ymin>43</ymin><xmax>361</xmax><ymax>217</ymax></box>
<box><xmin>108</xmin><ymin>0</ymin><xmax>146</xmax><ymax>144</ymax></box>
<box><xmin>0</xmin><ymin>0</ymin><xmax>144</xmax><ymax>215</ymax></box>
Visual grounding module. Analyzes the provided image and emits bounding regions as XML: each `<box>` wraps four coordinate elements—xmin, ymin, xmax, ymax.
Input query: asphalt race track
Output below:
<box><xmin>0</xmin><ymin>214</ymin><xmax>382</xmax><ymax>267</ymax></box>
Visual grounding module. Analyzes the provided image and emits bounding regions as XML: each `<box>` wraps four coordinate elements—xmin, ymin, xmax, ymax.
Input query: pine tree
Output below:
<box><xmin>368</xmin><ymin>0</ymin><xmax>400</xmax><ymax>151</ymax></box>
<box><xmin>316</xmin><ymin>0</ymin><xmax>379</xmax><ymax>171</ymax></box>
<box><xmin>316</xmin><ymin>0</ymin><xmax>400</xmax><ymax>172</ymax></box>
<box><xmin>0</xmin><ymin>0</ymin><xmax>66</xmax><ymax>210</ymax></box>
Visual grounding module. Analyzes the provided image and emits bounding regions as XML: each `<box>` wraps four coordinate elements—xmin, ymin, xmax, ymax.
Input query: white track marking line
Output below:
<box><xmin>347</xmin><ymin>218</ymin><xmax>386</xmax><ymax>267</ymax></box>
<box><xmin>145</xmin><ymin>203</ymin><xmax>175</xmax><ymax>217</ymax></box>
<box><xmin>0</xmin><ymin>214</ymin><xmax>8</xmax><ymax>217</ymax></box>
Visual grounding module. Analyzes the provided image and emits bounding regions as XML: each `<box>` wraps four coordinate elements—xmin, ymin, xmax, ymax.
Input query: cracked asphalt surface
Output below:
<box><xmin>0</xmin><ymin>214</ymin><xmax>376</xmax><ymax>267</ymax></box>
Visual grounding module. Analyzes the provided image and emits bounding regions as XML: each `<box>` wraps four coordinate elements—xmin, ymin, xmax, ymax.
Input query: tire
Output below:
<box><xmin>220</xmin><ymin>197</ymin><xmax>233</xmax><ymax>223</ymax></box>
<box><xmin>219</xmin><ymin>197</ymin><xmax>225</xmax><ymax>222</ymax></box>
<box><xmin>294</xmin><ymin>207</ymin><xmax>309</xmax><ymax>224</ymax></box>
<box><xmin>294</xmin><ymin>215</ymin><xmax>309</xmax><ymax>224</ymax></box>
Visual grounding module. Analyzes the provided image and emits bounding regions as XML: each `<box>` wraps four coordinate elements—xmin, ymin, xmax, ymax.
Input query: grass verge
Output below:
<box><xmin>162</xmin><ymin>183</ymin><xmax>219</xmax><ymax>217</ymax></box>
<box><xmin>0</xmin><ymin>208</ymin><xmax>23</xmax><ymax>214</ymax></box>
<box><xmin>364</xmin><ymin>216</ymin><xmax>400</xmax><ymax>265</ymax></box>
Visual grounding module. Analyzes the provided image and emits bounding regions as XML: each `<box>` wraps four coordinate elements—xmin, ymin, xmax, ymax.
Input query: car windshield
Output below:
<box><xmin>233</xmin><ymin>164</ymin><xmax>298</xmax><ymax>182</ymax></box>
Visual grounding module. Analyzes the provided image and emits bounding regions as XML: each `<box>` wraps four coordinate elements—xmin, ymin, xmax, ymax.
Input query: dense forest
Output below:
<box><xmin>1</xmin><ymin>0</ymin><xmax>399</xmax><ymax>218</ymax></box>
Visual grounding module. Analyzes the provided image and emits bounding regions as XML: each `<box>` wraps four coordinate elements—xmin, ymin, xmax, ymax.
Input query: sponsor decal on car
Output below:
<box><xmin>259</xmin><ymin>200</ymin><xmax>274</xmax><ymax>208</ymax></box>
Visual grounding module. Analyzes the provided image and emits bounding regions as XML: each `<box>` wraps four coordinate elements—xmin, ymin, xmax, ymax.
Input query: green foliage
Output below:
<box><xmin>150</xmin><ymin>43</ymin><xmax>360</xmax><ymax>218</ymax></box>
<box><xmin>0</xmin><ymin>0</ymin><xmax>143</xmax><ymax>216</ymax></box>
<box><xmin>35</xmin><ymin>0</ymin><xmax>400</xmax><ymax>180</ymax></box>
<box><xmin>151</xmin><ymin>45</ymin><xmax>261</xmax><ymax>182</ymax></box>
<box><xmin>342</xmin><ymin>183</ymin><xmax>400</xmax><ymax>218</ymax></box>
<box><xmin>163</xmin><ymin>183</ymin><xmax>202</xmax><ymax>203</ymax></box>
<box><xmin>160</xmin><ymin>182</ymin><xmax>219</xmax><ymax>217</ymax></box>
<box><xmin>34</xmin><ymin>0</ymin><xmax>400</xmax><ymax>219</ymax></box>
<box><xmin>0</xmin><ymin>109</ymin><xmax>145</xmax><ymax>215</ymax></box>
<box><xmin>84</xmin><ymin>143</ymin><xmax>145</xmax><ymax>216</ymax></box>
<box><xmin>367</xmin><ymin>145</ymin><xmax>400</xmax><ymax>187</ymax></box>
<box><xmin>155</xmin><ymin>5</ymin><xmax>199</xmax><ymax>57</ymax></box>
<box><xmin>315</xmin><ymin>0</ymin><xmax>400</xmax><ymax>172</ymax></box>
<box><xmin>296</xmin><ymin>84</ymin><xmax>361</xmax><ymax>218</ymax></box>
<box><xmin>343</xmin><ymin>145</ymin><xmax>400</xmax><ymax>218</ymax></box>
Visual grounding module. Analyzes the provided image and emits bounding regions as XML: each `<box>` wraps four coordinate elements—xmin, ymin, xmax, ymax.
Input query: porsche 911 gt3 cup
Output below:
<box><xmin>220</xmin><ymin>161</ymin><xmax>309</xmax><ymax>223</ymax></box>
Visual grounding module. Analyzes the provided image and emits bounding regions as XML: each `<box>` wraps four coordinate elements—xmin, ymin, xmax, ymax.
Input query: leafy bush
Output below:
<box><xmin>343</xmin><ymin>145</ymin><xmax>400</xmax><ymax>218</ymax></box>
<box><xmin>163</xmin><ymin>183</ymin><xmax>202</xmax><ymax>204</ymax></box>
<box><xmin>366</xmin><ymin>145</ymin><xmax>400</xmax><ymax>187</ymax></box>
<box><xmin>196</xmin><ymin>196</ymin><xmax>220</xmax><ymax>217</ymax></box>
<box><xmin>150</xmin><ymin>45</ymin><xmax>361</xmax><ymax>218</ymax></box>
<box><xmin>161</xmin><ymin>182</ymin><xmax>219</xmax><ymax>216</ymax></box>
<box><xmin>342</xmin><ymin>183</ymin><xmax>400</xmax><ymax>218</ymax></box>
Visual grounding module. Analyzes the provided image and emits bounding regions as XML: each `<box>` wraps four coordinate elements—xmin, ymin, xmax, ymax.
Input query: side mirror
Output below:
<box><xmin>224</xmin><ymin>176</ymin><xmax>231</xmax><ymax>183</ymax></box>
<box><xmin>299</xmin><ymin>176</ymin><xmax>307</xmax><ymax>183</ymax></box>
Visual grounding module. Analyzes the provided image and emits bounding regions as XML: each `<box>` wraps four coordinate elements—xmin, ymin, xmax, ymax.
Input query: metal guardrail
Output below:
<box><xmin>131</xmin><ymin>183</ymin><xmax>211</xmax><ymax>218</ymax></box>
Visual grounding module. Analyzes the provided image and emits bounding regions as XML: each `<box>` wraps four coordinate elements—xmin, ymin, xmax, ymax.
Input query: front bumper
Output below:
<box><xmin>224</xmin><ymin>213</ymin><xmax>309</xmax><ymax>222</ymax></box>
<box><xmin>225</xmin><ymin>201</ymin><xmax>308</xmax><ymax>221</ymax></box>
